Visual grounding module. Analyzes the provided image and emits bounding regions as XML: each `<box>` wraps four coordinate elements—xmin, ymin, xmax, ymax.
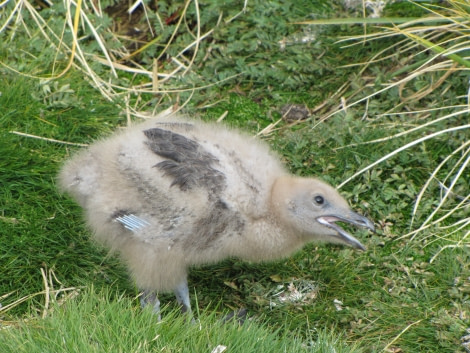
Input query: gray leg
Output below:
<box><xmin>222</xmin><ymin>308</ymin><xmax>248</xmax><ymax>324</ymax></box>
<box><xmin>140</xmin><ymin>290</ymin><xmax>161</xmax><ymax>320</ymax></box>
<box><xmin>173</xmin><ymin>277</ymin><xmax>191</xmax><ymax>314</ymax></box>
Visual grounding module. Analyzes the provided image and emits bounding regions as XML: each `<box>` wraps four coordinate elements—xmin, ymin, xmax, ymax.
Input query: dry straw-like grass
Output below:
<box><xmin>0</xmin><ymin>0</ymin><xmax>246</xmax><ymax>116</ymax></box>
<box><xmin>0</xmin><ymin>268</ymin><xmax>79</xmax><ymax>329</ymax></box>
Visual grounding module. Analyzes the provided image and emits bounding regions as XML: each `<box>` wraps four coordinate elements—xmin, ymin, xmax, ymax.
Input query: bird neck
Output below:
<box><xmin>270</xmin><ymin>176</ymin><xmax>301</xmax><ymax>232</ymax></box>
<box><xmin>232</xmin><ymin>178</ymin><xmax>306</xmax><ymax>262</ymax></box>
<box><xmin>238</xmin><ymin>214</ymin><xmax>305</xmax><ymax>262</ymax></box>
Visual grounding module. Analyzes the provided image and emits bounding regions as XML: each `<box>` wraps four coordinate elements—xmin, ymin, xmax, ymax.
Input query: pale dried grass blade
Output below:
<box><xmin>40</xmin><ymin>268</ymin><xmax>50</xmax><ymax>318</ymax></box>
<box><xmin>156</xmin><ymin>0</ymin><xmax>191</xmax><ymax>62</ymax></box>
<box><xmin>382</xmin><ymin>320</ymin><xmax>423</xmax><ymax>352</ymax></box>
<box><xmin>0</xmin><ymin>0</ymin><xmax>23</xmax><ymax>34</ymax></box>
<box><xmin>93</xmin><ymin>56</ymin><xmax>153</xmax><ymax>77</ymax></box>
<box><xmin>430</xmin><ymin>241</ymin><xmax>470</xmax><ymax>263</ymax></box>
<box><xmin>70</xmin><ymin>0</ymin><xmax>118</xmax><ymax>77</ymax></box>
<box><xmin>405</xmin><ymin>197</ymin><xmax>470</xmax><ymax>242</ymax></box>
<box><xmin>406</xmin><ymin>151</ymin><xmax>470</xmax><ymax>240</ymax></box>
<box><xmin>10</xmin><ymin>131</ymin><xmax>89</xmax><ymax>147</ymax></box>
<box><xmin>336</xmin><ymin>109</ymin><xmax>468</xmax><ymax>150</ymax></box>
<box><xmin>180</xmin><ymin>0</ymin><xmax>200</xmax><ymax>75</ymax></box>
<box><xmin>256</xmin><ymin>118</ymin><xmax>283</xmax><ymax>137</ymax></box>
<box><xmin>410</xmin><ymin>140</ymin><xmax>470</xmax><ymax>227</ymax></box>
<box><xmin>319</xmin><ymin>57</ymin><xmax>453</xmax><ymax>123</ymax></box>
<box><xmin>337</xmin><ymin>124</ymin><xmax>470</xmax><ymax>189</ymax></box>
<box><xmin>413</xmin><ymin>152</ymin><xmax>470</xmax><ymax>237</ymax></box>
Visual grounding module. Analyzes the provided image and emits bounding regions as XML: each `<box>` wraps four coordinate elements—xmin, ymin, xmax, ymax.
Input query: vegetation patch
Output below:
<box><xmin>1</xmin><ymin>0</ymin><xmax>469</xmax><ymax>352</ymax></box>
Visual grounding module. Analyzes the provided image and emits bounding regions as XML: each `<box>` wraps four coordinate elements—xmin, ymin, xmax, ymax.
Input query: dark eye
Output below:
<box><xmin>314</xmin><ymin>195</ymin><xmax>324</xmax><ymax>205</ymax></box>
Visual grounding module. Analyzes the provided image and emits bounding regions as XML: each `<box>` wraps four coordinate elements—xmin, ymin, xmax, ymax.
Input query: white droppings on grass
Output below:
<box><xmin>333</xmin><ymin>299</ymin><xmax>343</xmax><ymax>311</ymax></box>
<box><xmin>211</xmin><ymin>345</ymin><xmax>227</xmax><ymax>353</ymax></box>
<box><xmin>268</xmin><ymin>279</ymin><xmax>318</xmax><ymax>308</ymax></box>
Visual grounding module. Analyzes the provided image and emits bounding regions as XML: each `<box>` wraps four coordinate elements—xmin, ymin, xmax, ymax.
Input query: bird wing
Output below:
<box><xmin>108</xmin><ymin>124</ymin><xmax>246</xmax><ymax>250</ymax></box>
<box><xmin>114</xmin><ymin>213</ymin><xmax>150</xmax><ymax>232</ymax></box>
<box><xmin>144</xmin><ymin>127</ymin><xmax>226</xmax><ymax>197</ymax></box>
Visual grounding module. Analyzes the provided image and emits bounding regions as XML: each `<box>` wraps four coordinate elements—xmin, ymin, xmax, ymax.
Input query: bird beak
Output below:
<box><xmin>317</xmin><ymin>211</ymin><xmax>374</xmax><ymax>251</ymax></box>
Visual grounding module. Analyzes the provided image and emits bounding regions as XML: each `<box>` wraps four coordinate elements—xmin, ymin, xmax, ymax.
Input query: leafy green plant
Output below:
<box><xmin>30</xmin><ymin>81</ymin><xmax>77</xmax><ymax>108</ymax></box>
<box><xmin>300</xmin><ymin>0</ymin><xmax>470</xmax><ymax>260</ymax></box>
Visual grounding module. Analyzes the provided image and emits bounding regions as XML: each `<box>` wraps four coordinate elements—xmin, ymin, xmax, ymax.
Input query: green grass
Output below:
<box><xmin>1</xmin><ymin>0</ymin><xmax>469</xmax><ymax>352</ymax></box>
<box><xmin>1</xmin><ymin>68</ymin><xmax>469</xmax><ymax>352</ymax></box>
<box><xmin>0</xmin><ymin>287</ymin><xmax>360</xmax><ymax>353</ymax></box>
<box><xmin>0</xmin><ymin>72</ymin><xmax>133</xmax><ymax>310</ymax></box>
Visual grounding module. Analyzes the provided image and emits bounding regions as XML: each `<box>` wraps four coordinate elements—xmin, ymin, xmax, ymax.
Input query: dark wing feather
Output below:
<box><xmin>144</xmin><ymin>128</ymin><xmax>226</xmax><ymax>194</ymax></box>
<box><xmin>144</xmin><ymin>128</ymin><xmax>199</xmax><ymax>162</ymax></box>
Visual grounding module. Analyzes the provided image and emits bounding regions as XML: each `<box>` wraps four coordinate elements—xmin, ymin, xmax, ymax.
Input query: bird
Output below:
<box><xmin>58</xmin><ymin>111</ymin><xmax>375</xmax><ymax>318</ymax></box>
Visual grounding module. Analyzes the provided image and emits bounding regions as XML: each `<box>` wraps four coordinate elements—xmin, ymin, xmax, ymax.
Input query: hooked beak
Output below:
<box><xmin>317</xmin><ymin>211</ymin><xmax>375</xmax><ymax>251</ymax></box>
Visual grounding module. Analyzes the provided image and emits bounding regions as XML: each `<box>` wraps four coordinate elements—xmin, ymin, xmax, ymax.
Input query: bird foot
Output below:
<box><xmin>221</xmin><ymin>308</ymin><xmax>248</xmax><ymax>325</ymax></box>
<box><xmin>140</xmin><ymin>290</ymin><xmax>161</xmax><ymax>321</ymax></box>
<box><xmin>174</xmin><ymin>278</ymin><xmax>192</xmax><ymax>315</ymax></box>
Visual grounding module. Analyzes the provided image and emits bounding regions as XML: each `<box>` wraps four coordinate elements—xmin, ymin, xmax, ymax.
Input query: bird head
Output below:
<box><xmin>271</xmin><ymin>176</ymin><xmax>374</xmax><ymax>250</ymax></box>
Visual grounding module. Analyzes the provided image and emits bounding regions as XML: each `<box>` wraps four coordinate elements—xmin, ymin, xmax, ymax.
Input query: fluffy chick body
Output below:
<box><xmin>59</xmin><ymin>113</ymin><xmax>373</xmax><ymax>312</ymax></box>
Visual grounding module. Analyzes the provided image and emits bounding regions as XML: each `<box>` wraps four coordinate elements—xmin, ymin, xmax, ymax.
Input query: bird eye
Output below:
<box><xmin>314</xmin><ymin>195</ymin><xmax>324</xmax><ymax>205</ymax></box>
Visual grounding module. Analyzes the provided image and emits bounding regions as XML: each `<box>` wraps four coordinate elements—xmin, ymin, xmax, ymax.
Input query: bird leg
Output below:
<box><xmin>173</xmin><ymin>278</ymin><xmax>192</xmax><ymax>314</ymax></box>
<box><xmin>222</xmin><ymin>308</ymin><xmax>248</xmax><ymax>325</ymax></box>
<box><xmin>140</xmin><ymin>290</ymin><xmax>161</xmax><ymax>320</ymax></box>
